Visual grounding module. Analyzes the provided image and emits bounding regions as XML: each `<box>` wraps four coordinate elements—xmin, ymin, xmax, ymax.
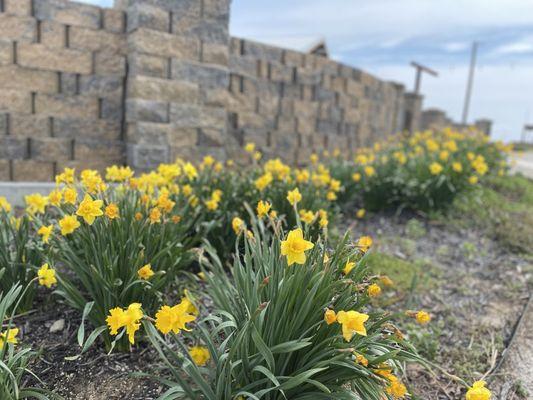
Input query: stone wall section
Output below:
<box><xmin>225</xmin><ymin>37</ymin><xmax>412</xmax><ymax>163</ymax></box>
<box><xmin>0</xmin><ymin>0</ymin><xmax>431</xmax><ymax>180</ymax></box>
<box><xmin>120</xmin><ymin>0</ymin><xmax>231</xmax><ymax>171</ymax></box>
<box><xmin>0</xmin><ymin>0</ymin><xmax>126</xmax><ymax>181</ymax></box>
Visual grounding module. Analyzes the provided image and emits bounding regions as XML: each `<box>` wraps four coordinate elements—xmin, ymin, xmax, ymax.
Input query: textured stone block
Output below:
<box><xmin>127</xmin><ymin>121</ymin><xmax>169</xmax><ymax>145</ymax></box>
<box><xmin>100</xmin><ymin>97</ymin><xmax>123</xmax><ymax>121</ymax></box>
<box><xmin>0</xmin><ymin>15</ymin><xmax>36</xmax><ymax>41</ymax></box>
<box><xmin>12</xmin><ymin>160</ymin><xmax>54</xmax><ymax>181</ymax></box>
<box><xmin>128</xmin><ymin>53</ymin><xmax>169</xmax><ymax>79</ymax></box>
<box><xmin>202</xmin><ymin>0</ymin><xmax>230</xmax><ymax>19</ymax></box>
<box><xmin>0</xmin><ymin>137</ymin><xmax>29</xmax><ymax>159</ymax></box>
<box><xmin>127</xmin><ymin>143</ymin><xmax>169</xmax><ymax>170</ymax></box>
<box><xmin>79</xmin><ymin>75</ymin><xmax>124</xmax><ymax>96</ymax></box>
<box><xmin>74</xmin><ymin>139</ymin><xmax>124</xmax><ymax>161</ymax></box>
<box><xmin>128</xmin><ymin>76</ymin><xmax>198</xmax><ymax>103</ymax></box>
<box><xmin>0</xmin><ymin>89</ymin><xmax>31</xmax><ymax>113</ymax></box>
<box><xmin>5</xmin><ymin>0</ymin><xmax>32</xmax><ymax>16</ymax></box>
<box><xmin>0</xmin><ymin>66</ymin><xmax>58</xmax><ymax>93</ymax></box>
<box><xmin>0</xmin><ymin>160</ymin><xmax>10</xmax><ymax>181</ymax></box>
<box><xmin>169</xmin><ymin>104</ymin><xmax>225</xmax><ymax>128</ymax></box>
<box><xmin>55</xmin><ymin>118</ymin><xmax>121</xmax><ymax>140</ymax></box>
<box><xmin>59</xmin><ymin>72</ymin><xmax>78</xmax><ymax>95</ymax></box>
<box><xmin>127</xmin><ymin>3</ymin><xmax>169</xmax><ymax>32</ymax></box>
<box><xmin>18</xmin><ymin>43</ymin><xmax>92</xmax><ymax>74</ymax></box>
<box><xmin>173</xmin><ymin>17</ymin><xmax>228</xmax><ymax>45</ymax></box>
<box><xmin>30</xmin><ymin>137</ymin><xmax>72</xmax><ymax>161</ymax></box>
<box><xmin>171</xmin><ymin>60</ymin><xmax>228</xmax><ymax>88</ymax></box>
<box><xmin>40</xmin><ymin>20</ymin><xmax>66</xmax><ymax>48</ymax></box>
<box><xmin>94</xmin><ymin>51</ymin><xmax>127</xmax><ymax>76</ymax></box>
<box><xmin>126</xmin><ymin>99</ymin><xmax>168</xmax><ymax>123</ymax></box>
<box><xmin>33</xmin><ymin>0</ymin><xmax>102</xmax><ymax>29</ymax></box>
<box><xmin>128</xmin><ymin>28</ymin><xmax>199</xmax><ymax>60</ymax></box>
<box><xmin>10</xmin><ymin>114</ymin><xmax>52</xmax><ymax>137</ymax></box>
<box><xmin>202</xmin><ymin>42</ymin><xmax>228</xmax><ymax>66</ymax></box>
<box><xmin>229</xmin><ymin>56</ymin><xmax>257</xmax><ymax>77</ymax></box>
<box><xmin>35</xmin><ymin>94</ymin><xmax>99</xmax><ymax>119</ymax></box>
<box><xmin>243</xmin><ymin>40</ymin><xmax>283</xmax><ymax>62</ymax></box>
<box><xmin>0</xmin><ymin>40</ymin><xmax>13</xmax><ymax>65</ymax></box>
<box><xmin>103</xmin><ymin>9</ymin><xmax>125</xmax><ymax>33</ymax></box>
<box><xmin>198</xmin><ymin>127</ymin><xmax>224</xmax><ymax>146</ymax></box>
<box><xmin>127</xmin><ymin>0</ymin><xmax>200</xmax><ymax>15</ymax></box>
<box><xmin>69</xmin><ymin>26</ymin><xmax>125</xmax><ymax>53</ymax></box>
<box><xmin>0</xmin><ymin>114</ymin><xmax>7</xmax><ymax>135</ymax></box>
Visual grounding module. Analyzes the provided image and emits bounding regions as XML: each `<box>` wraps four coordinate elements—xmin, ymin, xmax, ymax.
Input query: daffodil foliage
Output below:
<box><xmin>144</xmin><ymin>215</ymin><xmax>422</xmax><ymax>400</ymax></box>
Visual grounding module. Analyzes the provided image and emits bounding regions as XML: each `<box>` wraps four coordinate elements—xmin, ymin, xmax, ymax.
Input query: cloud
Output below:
<box><xmin>443</xmin><ymin>42</ymin><xmax>470</xmax><ymax>52</ymax></box>
<box><xmin>493</xmin><ymin>36</ymin><xmax>533</xmax><ymax>55</ymax></box>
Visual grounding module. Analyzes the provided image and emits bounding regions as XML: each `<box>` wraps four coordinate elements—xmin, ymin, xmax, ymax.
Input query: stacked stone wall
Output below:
<box><xmin>0</xmin><ymin>0</ymin><xmax>427</xmax><ymax>180</ymax></box>
<box><xmin>0</xmin><ymin>0</ymin><xmax>126</xmax><ymax>181</ymax></box>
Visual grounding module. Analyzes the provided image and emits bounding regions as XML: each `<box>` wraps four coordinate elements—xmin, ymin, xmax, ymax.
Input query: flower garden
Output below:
<box><xmin>0</xmin><ymin>128</ymin><xmax>530</xmax><ymax>400</ymax></box>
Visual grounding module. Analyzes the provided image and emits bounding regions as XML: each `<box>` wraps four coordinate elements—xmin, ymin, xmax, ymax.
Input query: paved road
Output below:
<box><xmin>511</xmin><ymin>151</ymin><xmax>533</xmax><ymax>178</ymax></box>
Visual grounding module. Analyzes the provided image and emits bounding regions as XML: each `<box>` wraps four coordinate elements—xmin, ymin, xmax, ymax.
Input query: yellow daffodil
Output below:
<box><xmin>256</xmin><ymin>200</ymin><xmax>271</xmax><ymax>218</ymax></box>
<box><xmin>367</xmin><ymin>283</ymin><xmax>382</xmax><ymax>297</ymax></box>
<box><xmin>466</xmin><ymin>381</ymin><xmax>491</xmax><ymax>400</ymax></box>
<box><xmin>357</xmin><ymin>236</ymin><xmax>373</xmax><ymax>253</ymax></box>
<box><xmin>38</xmin><ymin>263</ymin><xmax>57</xmax><ymax>288</ymax></box>
<box><xmin>356</xmin><ymin>209</ymin><xmax>365</xmax><ymax>219</ymax></box>
<box><xmin>0</xmin><ymin>196</ymin><xmax>11</xmax><ymax>212</ymax></box>
<box><xmin>280</xmin><ymin>228</ymin><xmax>314</xmax><ymax>266</ymax></box>
<box><xmin>336</xmin><ymin>310</ymin><xmax>369</xmax><ymax>341</ymax></box>
<box><xmin>63</xmin><ymin>187</ymin><xmax>77</xmax><ymax>205</ymax></box>
<box><xmin>343</xmin><ymin>260</ymin><xmax>356</xmax><ymax>275</ymax></box>
<box><xmin>155</xmin><ymin>299</ymin><xmax>197</xmax><ymax>335</ymax></box>
<box><xmin>415</xmin><ymin>311</ymin><xmax>431</xmax><ymax>324</ymax></box>
<box><xmin>287</xmin><ymin>188</ymin><xmax>302</xmax><ymax>206</ymax></box>
<box><xmin>59</xmin><ymin>215</ymin><xmax>80</xmax><ymax>235</ymax></box>
<box><xmin>429</xmin><ymin>162</ymin><xmax>443</xmax><ymax>175</ymax></box>
<box><xmin>76</xmin><ymin>194</ymin><xmax>103</xmax><ymax>225</ymax></box>
<box><xmin>189</xmin><ymin>346</ymin><xmax>210</xmax><ymax>366</ymax></box>
<box><xmin>25</xmin><ymin>193</ymin><xmax>48</xmax><ymax>214</ymax></box>
<box><xmin>37</xmin><ymin>225</ymin><xmax>53</xmax><ymax>244</ymax></box>
<box><xmin>324</xmin><ymin>309</ymin><xmax>337</xmax><ymax>325</ymax></box>
<box><xmin>149</xmin><ymin>207</ymin><xmax>161</xmax><ymax>224</ymax></box>
<box><xmin>105</xmin><ymin>203</ymin><xmax>120</xmax><ymax>219</ymax></box>
<box><xmin>232</xmin><ymin>217</ymin><xmax>244</xmax><ymax>234</ymax></box>
<box><xmin>48</xmin><ymin>189</ymin><xmax>62</xmax><ymax>206</ymax></box>
<box><xmin>0</xmin><ymin>328</ymin><xmax>19</xmax><ymax>349</ymax></box>
<box><xmin>138</xmin><ymin>264</ymin><xmax>155</xmax><ymax>280</ymax></box>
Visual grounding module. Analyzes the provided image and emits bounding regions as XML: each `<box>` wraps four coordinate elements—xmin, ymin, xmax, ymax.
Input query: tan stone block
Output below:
<box><xmin>35</xmin><ymin>94</ymin><xmax>98</xmax><ymax>119</ymax></box>
<box><xmin>5</xmin><ymin>0</ymin><xmax>32</xmax><ymax>16</ymax></box>
<box><xmin>18</xmin><ymin>43</ymin><xmax>92</xmax><ymax>74</ymax></box>
<box><xmin>0</xmin><ymin>40</ymin><xmax>13</xmax><ymax>65</ymax></box>
<box><xmin>34</xmin><ymin>0</ymin><xmax>101</xmax><ymax>29</ymax></box>
<box><xmin>0</xmin><ymin>66</ymin><xmax>58</xmax><ymax>93</ymax></box>
<box><xmin>0</xmin><ymin>15</ymin><xmax>35</xmax><ymax>41</ymax></box>
<box><xmin>74</xmin><ymin>139</ymin><xmax>124</xmax><ymax>162</ymax></box>
<box><xmin>54</xmin><ymin>117</ymin><xmax>121</xmax><ymax>141</ymax></box>
<box><xmin>169</xmin><ymin>127</ymin><xmax>198</xmax><ymax>147</ymax></box>
<box><xmin>0</xmin><ymin>160</ymin><xmax>10</xmax><ymax>181</ymax></box>
<box><xmin>202</xmin><ymin>42</ymin><xmax>228</xmax><ymax>66</ymax></box>
<box><xmin>297</xmin><ymin>117</ymin><xmax>316</xmax><ymax>136</ymax></box>
<box><xmin>40</xmin><ymin>20</ymin><xmax>67</xmax><ymax>48</ymax></box>
<box><xmin>69</xmin><ymin>26</ymin><xmax>126</xmax><ymax>53</ymax></box>
<box><xmin>128</xmin><ymin>76</ymin><xmax>199</xmax><ymax>103</ymax></box>
<box><xmin>129</xmin><ymin>53</ymin><xmax>168</xmax><ymax>79</ymax></box>
<box><xmin>12</xmin><ymin>160</ymin><xmax>54</xmax><ymax>182</ymax></box>
<box><xmin>94</xmin><ymin>50</ymin><xmax>126</xmax><ymax>76</ymax></box>
<box><xmin>0</xmin><ymin>89</ymin><xmax>31</xmax><ymax>113</ymax></box>
<box><xmin>30</xmin><ymin>137</ymin><xmax>72</xmax><ymax>161</ymax></box>
<box><xmin>128</xmin><ymin>28</ymin><xmax>199</xmax><ymax>60</ymax></box>
<box><xmin>103</xmin><ymin>9</ymin><xmax>125</xmax><ymax>33</ymax></box>
<box><xmin>10</xmin><ymin>114</ymin><xmax>53</xmax><ymax>137</ymax></box>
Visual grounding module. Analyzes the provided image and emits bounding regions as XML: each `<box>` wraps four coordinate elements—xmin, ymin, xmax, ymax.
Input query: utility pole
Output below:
<box><xmin>462</xmin><ymin>41</ymin><xmax>478</xmax><ymax>124</ymax></box>
<box><xmin>410</xmin><ymin>61</ymin><xmax>438</xmax><ymax>94</ymax></box>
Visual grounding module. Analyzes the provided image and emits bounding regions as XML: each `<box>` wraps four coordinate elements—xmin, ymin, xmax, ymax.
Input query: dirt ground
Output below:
<box><xmin>346</xmin><ymin>212</ymin><xmax>532</xmax><ymax>400</ymax></box>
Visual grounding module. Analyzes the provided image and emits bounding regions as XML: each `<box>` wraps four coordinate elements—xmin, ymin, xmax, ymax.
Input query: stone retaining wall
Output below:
<box><xmin>0</xmin><ymin>0</ymin><xmax>425</xmax><ymax>180</ymax></box>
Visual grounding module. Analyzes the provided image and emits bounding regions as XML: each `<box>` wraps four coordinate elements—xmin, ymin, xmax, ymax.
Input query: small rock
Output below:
<box><xmin>50</xmin><ymin>319</ymin><xmax>65</xmax><ymax>333</ymax></box>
